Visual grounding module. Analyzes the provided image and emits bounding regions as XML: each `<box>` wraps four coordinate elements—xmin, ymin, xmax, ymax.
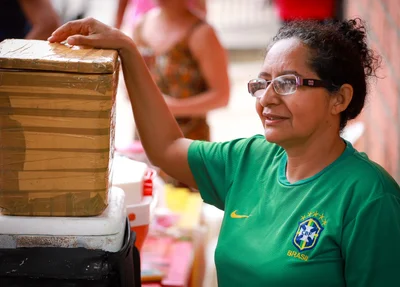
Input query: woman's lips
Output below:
<box><xmin>263</xmin><ymin>114</ymin><xmax>289</xmax><ymax>126</ymax></box>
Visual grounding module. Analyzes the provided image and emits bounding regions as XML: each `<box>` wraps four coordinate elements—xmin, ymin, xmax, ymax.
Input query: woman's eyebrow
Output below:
<box><xmin>258</xmin><ymin>72</ymin><xmax>271</xmax><ymax>78</ymax></box>
<box><xmin>279</xmin><ymin>70</ymin><xmax>302</xmax><ymax>76</ymax></box>
<box><xmin>258</xmin><ymin>70</ymin><xmax>303</xmax><ymax>78</ymax></box>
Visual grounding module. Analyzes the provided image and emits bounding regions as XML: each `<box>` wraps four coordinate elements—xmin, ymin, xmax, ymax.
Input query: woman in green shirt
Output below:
<box><xmin>49</xmin><ymin>16</ymin><xmax>400</xmax><ymax>286</ymax></box>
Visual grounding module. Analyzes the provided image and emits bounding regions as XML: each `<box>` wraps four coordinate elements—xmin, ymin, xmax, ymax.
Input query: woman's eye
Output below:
<box><xmin>258</xmin><ymin>82</ymin><xmax>268</xmax><ymax>89</ymax></box>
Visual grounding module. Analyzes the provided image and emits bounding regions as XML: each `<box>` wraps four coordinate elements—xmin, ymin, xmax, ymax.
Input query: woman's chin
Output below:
<box><xmin>264</xmin><ymin>130</ymin><xmax>285</xmax><ymax>145</ymax></box>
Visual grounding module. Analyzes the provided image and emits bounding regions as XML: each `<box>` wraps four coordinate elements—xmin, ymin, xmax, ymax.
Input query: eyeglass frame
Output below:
<box><xmin>247</xmin><ymin>74</ymin><xmax>337</xmax><ymax>97</ymax></box>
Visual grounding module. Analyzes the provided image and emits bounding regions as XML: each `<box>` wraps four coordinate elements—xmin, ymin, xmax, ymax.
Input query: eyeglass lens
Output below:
<box><xmin>250</xmin><ymin>75</ymin><xmax>298</xmax><ymax>97</ymax></box>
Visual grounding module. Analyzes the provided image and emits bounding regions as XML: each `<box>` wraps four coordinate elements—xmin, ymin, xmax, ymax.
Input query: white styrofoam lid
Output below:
<box><xmin>0</xmin><ymin>187</ymin><xmax>126</xmax><ymax>236</ymax></box>
<box><xmin>112</xmin><ymin>155</ymin><xmax>148</xmax><ymax>205</ymax></box>
<box><xmin>112</xmin><ymin>155</ymin><xmax>148</xmax><ymax>185</ymax></box>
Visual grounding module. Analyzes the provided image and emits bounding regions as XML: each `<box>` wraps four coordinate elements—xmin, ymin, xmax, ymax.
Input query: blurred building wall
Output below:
<box><xmin>347</xmin><ymin>0</ymin><xmax>400</xmax><ymax>182</ymax></box>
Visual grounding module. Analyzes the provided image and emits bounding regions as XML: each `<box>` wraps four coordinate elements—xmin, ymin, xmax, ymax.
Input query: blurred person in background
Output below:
<box><xmin>271</xmin><ymin>0</ymin><xmax>338</xmax><ymax>24</ymax></box>
<box><xmin>117</xmin><ymin>0</ymin><xmax>229</xmax><ymax>186</ymax></box>
<box><xmin>0</xmin><ymin>0</ymin><xmax>60</xmax><ymax>42</ymax></box>
<box><xmin>131</xmin><ymin>0</ymin><xmax>228</xmax><ymax>142</ymax></box>
<box><xmin>115</xmin><ymin>0</ymin><xmax>155</xmax><ymax>29</ymax></box>
<box><xmin>115</xmin><ymin>0</ymin><xmax>207</xmax><ymax>29</ymax></box>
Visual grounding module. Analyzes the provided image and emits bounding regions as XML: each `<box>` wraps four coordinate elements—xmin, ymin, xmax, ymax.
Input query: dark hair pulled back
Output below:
<box><xmin>269</xmin><ymin>18</ymin><xmax>381</xmax><ymax>129</ymax></box>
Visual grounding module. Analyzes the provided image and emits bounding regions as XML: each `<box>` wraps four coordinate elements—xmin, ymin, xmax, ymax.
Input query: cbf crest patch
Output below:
<box><xmin>293</xmin><ymin>212</ymin><xmax>325</xmax><ymax>252</ymax></box>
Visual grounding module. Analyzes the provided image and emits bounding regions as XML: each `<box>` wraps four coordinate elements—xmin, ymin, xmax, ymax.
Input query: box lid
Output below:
<box><xmin>0</xmin><ymin>39</ymin><xmax>118</xmax><ymax>74</ymax></box>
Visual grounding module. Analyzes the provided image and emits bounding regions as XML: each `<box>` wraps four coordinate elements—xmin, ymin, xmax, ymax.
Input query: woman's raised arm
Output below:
<box><xmin>49</xmin><ymin>18</ymin><xmax>198</xmax><ymax>188</ymax></box>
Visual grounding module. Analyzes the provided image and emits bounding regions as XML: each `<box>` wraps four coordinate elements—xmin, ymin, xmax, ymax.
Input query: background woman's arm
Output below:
<box><xmin>115</xmin><ymin>0</ymin><xmax>129</xmax><ymax>29</ymax></box>
<box><xmin>20</xmin><ymin>0</ymin><xmax>60</xmax><ymax>40</ymax></box>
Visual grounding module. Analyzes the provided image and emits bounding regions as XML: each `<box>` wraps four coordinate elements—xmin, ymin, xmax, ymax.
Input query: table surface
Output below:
<box><xmin>141</xmin><ymin>235</ymin><xmax>194</xmax><ymax>287</ymax></box>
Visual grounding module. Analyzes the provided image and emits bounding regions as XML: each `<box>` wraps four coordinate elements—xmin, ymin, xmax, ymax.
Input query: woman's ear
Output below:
<box><xmin>330</xmin><ymin>84</ymin><xmax>353</xmax><ymax>115</ymax></box>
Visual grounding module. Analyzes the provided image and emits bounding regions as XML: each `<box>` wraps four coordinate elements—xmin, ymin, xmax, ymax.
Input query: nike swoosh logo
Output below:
<box><xmin>231</xmin><ymin>210</ymin><xmax>249</xmax><ymax>219</ymax></box>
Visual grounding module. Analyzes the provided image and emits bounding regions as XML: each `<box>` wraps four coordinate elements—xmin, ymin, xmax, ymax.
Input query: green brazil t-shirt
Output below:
<box><xmin>188</xmin><ymin>135</ymin><xmax>400</xmax><ymax>287</ymax></box>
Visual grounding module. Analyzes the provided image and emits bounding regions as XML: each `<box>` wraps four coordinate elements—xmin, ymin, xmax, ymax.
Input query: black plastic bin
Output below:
<box><xmin>0</xmin><ymin>219</ymin><xmax>141</xmax><ymax>287</ymax></box>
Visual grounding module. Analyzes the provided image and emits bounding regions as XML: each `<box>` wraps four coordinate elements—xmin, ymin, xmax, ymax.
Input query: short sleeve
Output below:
<box><xmin>187</xmin><ymin>137</ymin><xmax>255</xmax><ymax>210</ymax></box>
<box><xmin>342</xmin><ymin>190</ymin><xmax>400</xmax><ymax>286</ymax></box>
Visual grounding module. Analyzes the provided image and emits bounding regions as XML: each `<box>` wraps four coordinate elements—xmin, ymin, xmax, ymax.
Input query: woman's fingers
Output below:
<box><xmin>48</xmin><ymin>18</ymin><xmax>106</xmax><ymax>43</ymax></box>
<box><xmin>66</xmin><ymin>34</ymin><xmax>110</xmax><ymax>48</ymax></box>
<box><xmin>66</xmin><ymin>35</ymin><xmax>94</xmax><ymax>46</ymax></box>
<box><xmin>48</xmin><ymin>17</ymin><xmax>133</xmax><ymax>51</ymax></box>
<box><xmin>48</xmin><ymin>18</ymin><xmax>88</xmax><ymax>43</ymax></box>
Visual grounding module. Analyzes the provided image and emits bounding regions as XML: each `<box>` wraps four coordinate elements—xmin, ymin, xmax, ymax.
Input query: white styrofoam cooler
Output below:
<box><xmin>112</xmin><ymin>154</ymin><xmax>158</xmax><ymax>226</ymax></box>
<box><xmin>0</xmin><ymin>187</ymin><xmax>127</xmax><ymax>252</ymax></box>
<box><xmin>111</xmin><ymin>154</ymin><xmax>161</xmax><ymax>249</ymax></box>
<box><xmin>112</xmin><ymin>154</ymin><xmax>149</xmax><ymax>205</ymax></box>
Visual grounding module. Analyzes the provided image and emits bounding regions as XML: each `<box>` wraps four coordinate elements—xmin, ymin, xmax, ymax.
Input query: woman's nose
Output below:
<box><xmin>259</xmin><ymin>84</ymin><xmax>280</xmax><ymax>107</ymax></box>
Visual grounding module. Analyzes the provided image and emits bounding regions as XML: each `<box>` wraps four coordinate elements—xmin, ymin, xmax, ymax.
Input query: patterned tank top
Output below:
<box><xmin>139</xmin><ymin>21</ymin><xmax>208</xmax><ymax>100</ymax></box>
<box><xmin>138</xmin><ymin>19</ymin><xmax>210</xmax><ymax>141</ymax></box>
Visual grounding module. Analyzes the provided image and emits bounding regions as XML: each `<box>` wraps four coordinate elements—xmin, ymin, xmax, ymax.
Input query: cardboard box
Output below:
<box><xmin>0</xmin><ymin>39</ymin><xmax>119</xmax><ymax>216</ymax></box>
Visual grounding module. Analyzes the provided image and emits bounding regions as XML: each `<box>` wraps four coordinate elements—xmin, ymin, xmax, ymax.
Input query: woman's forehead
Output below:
<box><xmin>262</xmin><ymin>38</ymin><xmax>312</xmax><ymax>76</ymax></box>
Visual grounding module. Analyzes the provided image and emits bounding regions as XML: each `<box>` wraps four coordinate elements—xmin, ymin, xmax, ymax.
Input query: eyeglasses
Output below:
<box><xmin>248</xmin><ymin>74</ymin><xmax>335</xmax><ymax>97</ymax></box>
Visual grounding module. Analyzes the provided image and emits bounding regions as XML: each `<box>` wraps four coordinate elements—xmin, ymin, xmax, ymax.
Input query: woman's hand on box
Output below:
<box><xmin>48</xmin><ymin>17</ymin><xmax>132</xmax><ymax>52</ymax></box>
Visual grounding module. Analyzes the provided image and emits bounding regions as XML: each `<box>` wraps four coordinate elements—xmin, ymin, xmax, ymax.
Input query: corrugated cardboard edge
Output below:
<box><xmin>0</xmin><ymin>39</ymin><xmax>118</xmax><ymax>74</ymax></box>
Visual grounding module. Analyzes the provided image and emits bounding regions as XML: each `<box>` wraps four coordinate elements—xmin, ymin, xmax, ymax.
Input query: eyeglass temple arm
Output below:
<box><xmin>302</xmin><ymin>78</ymin><xmax>333</xmax><ymax>88</ymax></box>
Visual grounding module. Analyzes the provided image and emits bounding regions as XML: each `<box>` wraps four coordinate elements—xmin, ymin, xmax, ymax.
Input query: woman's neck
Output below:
<box><xmin>284</xmin><ymin>134</ymin><xmax>346</xmax><ymax>183</ymax></box>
